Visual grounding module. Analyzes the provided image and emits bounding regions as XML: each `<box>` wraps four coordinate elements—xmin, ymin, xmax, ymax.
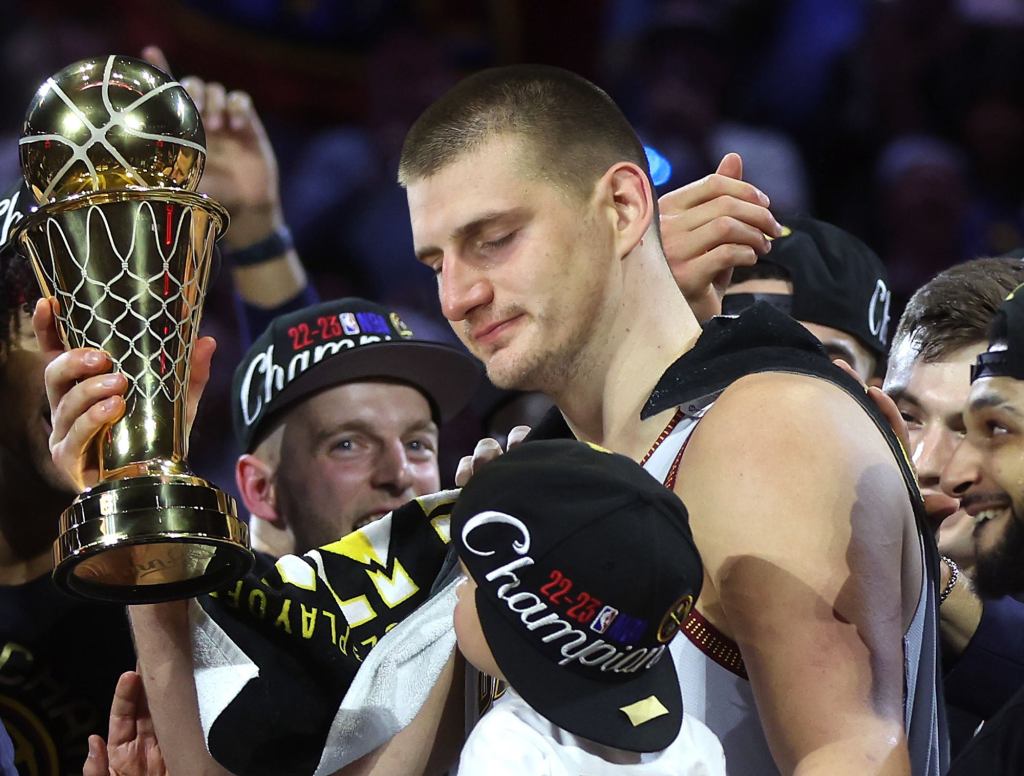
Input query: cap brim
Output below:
<box><xmin>268</xmin><ymin>339</ymin><xmax>481</xmax><ymax>427</ymax></box>
<box><xmin>475</xmin><ymin>589</ymin><xmax>683</xmax><ymax>752</ymax></box>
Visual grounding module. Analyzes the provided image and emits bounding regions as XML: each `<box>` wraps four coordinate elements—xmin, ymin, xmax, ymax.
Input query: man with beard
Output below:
<box><xmin>44</xmin><ymin>66</ymin><xmax>945</xmax><ymax>775</ymax></box>
<box><xmin>883</xmin><ymin>256</ymin><xmax>1024</xmax><ymax>753</ymax></box>
<box><xmin>939</xmin><ymin>285</ymin><xmax>1024</xmax><ymax>774</ymax></box>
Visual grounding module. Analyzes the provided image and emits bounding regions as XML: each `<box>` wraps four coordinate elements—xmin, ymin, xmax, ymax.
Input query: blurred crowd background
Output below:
<box><xmin>3</xmin><ymin>0</ymin><xmax>1024</xmax><ymax>488</ymax></box>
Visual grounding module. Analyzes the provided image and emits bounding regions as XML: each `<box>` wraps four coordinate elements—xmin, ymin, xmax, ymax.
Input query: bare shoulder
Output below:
<box><xmin>676</xmin><ymin>370</ymin><xmax>913</xmax><ymax>584</ymax></box>
<box><xmin>689</xmin><ymin>370</ymin><xmax>896</xmax><ymax>470</ymax></box>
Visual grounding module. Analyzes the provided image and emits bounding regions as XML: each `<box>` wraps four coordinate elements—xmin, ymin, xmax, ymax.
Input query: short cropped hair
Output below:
<box><xmin>398</xmin><ymin>64</ymin><xmax>654</xmax><ymax>205</ymax></box>
<box><xmin>892</xmin><ymin>256</ymin><xmax>1024</xmax><ymax>361</ymax></box>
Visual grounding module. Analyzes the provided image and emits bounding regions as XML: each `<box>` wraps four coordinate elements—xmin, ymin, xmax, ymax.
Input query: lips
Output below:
<box><xmin>471</xmin><ymin>314</ymin><xmax>523</xmax><ymax>346</ymax></box>
<box><xmin>352</xmin><ymin>505</ymin><xmax>405</xmax><ymax>532</ymax></box>
<box><xmin>961</xmin><ymin>493</ymin><xmax>1012</xmax><ymax>519</ymax></box>
<box><xmin>959</xmin><ymin>493</ymin><xmax>1012</xmax><ymax>535</ymax></box>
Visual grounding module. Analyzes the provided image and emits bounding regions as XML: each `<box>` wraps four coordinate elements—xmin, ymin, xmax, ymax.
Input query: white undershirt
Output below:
<box><xmin>456</xmin><ymin>689</ymin><xmax>727</xmax><ymax>776</ymax></box>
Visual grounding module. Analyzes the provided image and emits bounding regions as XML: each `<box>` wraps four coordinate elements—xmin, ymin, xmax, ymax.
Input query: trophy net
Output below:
<box><xmin>24</xmin><ymin>191</ymin><xmax>220</xmax><ymax>477</ymax></box>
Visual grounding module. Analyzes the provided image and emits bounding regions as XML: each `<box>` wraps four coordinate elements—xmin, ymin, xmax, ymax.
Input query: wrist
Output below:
<box><xmin>222</xmin><ymin>203</ymin><xmax>285</xmax><ymax>251</ymax></box>
<box><xmin>223</xmin><ymin>224</ymin><xmax>294</xmax><ymax>267</ymax></box>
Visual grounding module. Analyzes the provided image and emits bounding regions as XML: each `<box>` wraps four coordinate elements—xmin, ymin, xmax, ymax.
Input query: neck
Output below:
<box><xmin>553</xmin><ymin>246</ymin><xmax>700</xmax><ymax>459</ymax></box>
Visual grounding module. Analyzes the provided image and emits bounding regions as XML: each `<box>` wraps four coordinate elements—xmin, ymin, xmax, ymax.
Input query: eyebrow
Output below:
<box><xmin>885</xmin><ymin>387</ymin><xmax>919</xmax><ymax>407</ymax></box>
<box><xmin>969</xmin><ymin>392</ymin><xmax>1024</xmax><ymax>416</ymax></box>
<box><xmin>414</xmin><ymin>208</ymin><xmax>529</xmax><ymax>262</ymax></box>
<box><xmin>823</xmin><ymin>342</ymin><xmax>858</xmax><ymax>368</ymax></box>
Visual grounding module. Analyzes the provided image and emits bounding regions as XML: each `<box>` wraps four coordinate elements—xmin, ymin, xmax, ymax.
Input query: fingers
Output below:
<box><xmin>832</xmin><ymin>359</ymin><xmax>913</xmax><ymax>466</ymax></box>
<box><xmin>45</xmin><ymin>348</ymin><xmax>125</xmax><ymax>491</ymax></box>
<box><xmin>140</xmin><ymin>45</ymin><xmax>172</xmax><ymax>75</ymax></box>
<box><xmin>46</xmin><ymin>349</ymin><xmax>123</xmax><ymax>438</ymax></box>
<box><xmin>185</xmin><ymin>337</ymin><xmax>216</xmax><ymax>434</ymax></box>
<box><xmin>715</xmin><ymin>152</ymin><xmax>743</xmax><ymax>180</ymax></box>
<box><xmin>670</xmin><ymin>243</ymin><xmax>757</xmax><ymax>290</ymax></box>
<box><xmin>868</xmin><ymin>385</ymin><xmax>912</xmax><ymax>453</ymax></box>
<box><xmin>32</xmin><ymin>298</ymin><xmax>64</xmax><ymax>357</ymax></box>
<box><xmin>82</xmin><ymin>735</ymin><xmax>109</xmax><ymax>776</ymax></box>
<box><xmin>204</xmin><ymin>81</ymin><xmax>227</xmax><ymax>132</ymax></box>
<box><xmin>454</xmin><ymin>437</ymin><xmax>503</xmax><ymax>487</ymax></box>
<box><xmin>107</xmin><ymin>671</ymin><xmax>144</xmax><ymax>748</ymax></box>
<box><xmin>662</xmin><ymin>197</ymin><xmax>781</xmax><ymax>258</ymax></box>
<box><xmin>659</xmin><ymin>170</ymin><xmax>772</xmax><ymax>213</ymax></box>
<box><xmin>180</xmin><ymin>77</ymin><xmax>228</xmax><ymax>130</ymax></box>
<box><xmin>454</xmin><ymin>455</ymin><xmax>475</xmax><ymax>488</ymax></box>
<box><xmin>225</xmin><ymin>89</ymin><xmax>263</xmax><ymax>137</ymax></box>
<box><xmin>181</xmin><ymin>76</ymin><xmax>263</xmax><ymax>141</ymax></box>
<box><xmin>180</xmin><ymin>75</ymin><xmax>205</xmax><ymax>112</ymax></box>
<box><xmin>506</xmin><ymin>425</ymin><xmax>532</xmax><ymax>448</ymax></box>
<box><xmin>832</xmin><ymin>358</ymin><xmax>863</xmax><ymax>387</ymax></box>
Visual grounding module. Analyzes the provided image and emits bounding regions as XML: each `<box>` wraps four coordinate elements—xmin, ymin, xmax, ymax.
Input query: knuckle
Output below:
<box><xmin>702</xmin><ymin>174</ymin><xmax>724</xmax><ymax>195</ymax></box>
<box><xmin>712</xmin><ymin>216</ymin><xmax>737</xmax><ymax>240</ymax></box>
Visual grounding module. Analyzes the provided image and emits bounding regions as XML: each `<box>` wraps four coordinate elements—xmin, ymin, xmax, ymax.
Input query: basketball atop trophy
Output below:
<box><xmin>19</xmin><ymin>55</ymin><xmax>206</xmax><ymax>205</ymax></box>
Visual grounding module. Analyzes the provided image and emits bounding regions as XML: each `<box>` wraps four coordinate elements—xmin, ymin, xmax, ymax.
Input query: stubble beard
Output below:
<box><xmin>973</xmin><ymin>502</ymin><xmax>1024</xmax><ymax>598</ymax></box>
<box><xmin>274</xmin><ymin>467</ymin><xmax>357</xmax><ymax>554</ymax></box>
<box><xmin>483</xmin><ymin>310</ymin><xmax>593</xmax><ymax>398</ymax></box>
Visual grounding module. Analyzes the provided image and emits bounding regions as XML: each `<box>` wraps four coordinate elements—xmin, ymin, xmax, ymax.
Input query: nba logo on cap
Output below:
<box><xmin>591</xmin><ymin>605</ymin><xmax>619</xmax><ymax>634</ymax></box>
<box><xmin>340</xmin><ymin>313</ymin><xmax>360</xmax><ymax>335</ymax></box>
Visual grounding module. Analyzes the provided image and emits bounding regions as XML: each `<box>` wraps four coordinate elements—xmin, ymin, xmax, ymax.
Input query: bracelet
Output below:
<box><xmin>224</xmin><ymin>226</ymin><xmax>293</xmax><ymax>266</ymax></box>
<box><xmin>939</xmin><ymin>555</ymin><xmax>959</xmax><ymax>605</ymax></box>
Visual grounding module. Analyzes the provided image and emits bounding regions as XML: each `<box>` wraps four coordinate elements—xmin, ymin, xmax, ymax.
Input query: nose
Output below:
<box><xmin>439</xmin><ymin>256</ymin><xmax>492</xmax><ymax>323</ymax></box>
<box><xmin>913</xmin><ymin>423</ymin><xmax>957</xmax><ymax>492</ymax></box>
<box><xmin>371</xmin><ymin>440</ymin><xmax>414</xmax><ymax>495</ymax></box>
<box><xmin>940</xmin><ymin>437</ymin><xmax>983</xmax><ymax>499</ymax></box>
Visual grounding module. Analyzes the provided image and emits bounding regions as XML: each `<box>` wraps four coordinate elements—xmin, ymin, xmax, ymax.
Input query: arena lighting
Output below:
<box><xmin>644</xmin><ymin>144</ymin><xmax>672</xmax><ymax>186</ymax></box>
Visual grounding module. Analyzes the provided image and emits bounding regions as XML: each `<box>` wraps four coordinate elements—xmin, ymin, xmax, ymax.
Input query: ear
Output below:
<box><xmin>599</xmin><ymin>161</ymin><xmax>655</xmax><ymax>260</ymax></box>
<box><xmin>236</xmin><ymin>453</ymin><xmax>286</xmax><ymax>528</ymax></box>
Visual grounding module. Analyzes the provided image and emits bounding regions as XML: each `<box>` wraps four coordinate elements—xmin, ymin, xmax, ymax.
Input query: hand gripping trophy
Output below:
<box><xmin>14</xmin><ymin>55</ymin><xmax>253</xmax><ymax>602</ymax></box>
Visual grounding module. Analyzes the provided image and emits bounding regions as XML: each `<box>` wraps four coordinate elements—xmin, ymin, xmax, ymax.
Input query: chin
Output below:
<box><xmin>485</xmin><ymin>353</ymin><xmax>539</xmax><ymax>391</ymax></box>
<box><xmin>973</xmin><ymin>509</ymin><xmax>1024</xmax><ymax>597</ymax></box>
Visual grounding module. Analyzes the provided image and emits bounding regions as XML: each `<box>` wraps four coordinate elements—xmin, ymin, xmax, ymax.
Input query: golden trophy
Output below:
<box><xmin>13</xmin><ymin>55</ymin><xmax>253</xmax><ymax>602</ymax></box>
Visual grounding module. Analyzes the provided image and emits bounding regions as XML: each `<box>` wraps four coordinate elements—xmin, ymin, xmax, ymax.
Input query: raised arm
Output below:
<box><xmin>140</xmin><ymin>46</ymin><xmax>315</xmax><ymax>339</ymax></box>
<box><xmin>677</xmin><ymin>372</ymin><xmax>914</xmax><ymax>775</ymax></box>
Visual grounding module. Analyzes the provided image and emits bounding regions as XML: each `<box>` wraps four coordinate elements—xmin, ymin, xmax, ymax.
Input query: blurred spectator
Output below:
<box><xmin>616</xmin><ymin>4</ymin><xmax>811</xmax><ymax>214</ymax></box>
<box><xmin>876</xmin><ymin>135</ymin><xmax>968</xmax><ymax>300</ymax></box>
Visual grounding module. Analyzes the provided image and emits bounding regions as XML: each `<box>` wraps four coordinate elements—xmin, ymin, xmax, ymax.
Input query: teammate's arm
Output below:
<box><xmin>124</xmin><ymin>604</ymin><xmax>464</xmax><ymax>776</ymax></box>
<box><xmin>676</xmin><ymin>372</ymin><xmax>913</xmax><ymax>776</ymax></box>
<box><xmin>140</xmin><ymin>46</ymin><xmax>310</xmax><ymax>314</ymax></box>
<box><xmin>658</xmin><ymin>153</ymin><xmax>782</xmax><ymax>323</ymax></box>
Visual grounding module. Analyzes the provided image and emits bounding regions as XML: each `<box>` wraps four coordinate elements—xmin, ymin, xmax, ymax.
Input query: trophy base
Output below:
<box><xmin>53</xmin><ymin>474</ymin><xmax>253</xmax><ymax>604</ymax></box>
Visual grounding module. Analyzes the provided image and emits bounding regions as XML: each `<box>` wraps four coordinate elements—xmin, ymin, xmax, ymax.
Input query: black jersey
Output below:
<box><xmin>0</xmin><ymin>572</ymin><xmax>134</xmax><ymax>775</ymax></box>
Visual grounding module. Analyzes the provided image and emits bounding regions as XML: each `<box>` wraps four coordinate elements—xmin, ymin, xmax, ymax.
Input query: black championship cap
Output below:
<box><xmin>232</xmin><ymin>298</ymin><xmax>481</xmax><ymax>451</ymax></box>
<box><xmin>722</xmin><ymin>216</ymin><xmax>892</xmax><ymax>358</ymax></box>
<box><xmin>972</xmin><ymin>283</ymin><xmax>1024</xmax><ymax>383</ymax></box>
<box><xmin>452</xmin><ymin>439</ymin><xmax>703</xmax><ymax>753</ymax></box>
